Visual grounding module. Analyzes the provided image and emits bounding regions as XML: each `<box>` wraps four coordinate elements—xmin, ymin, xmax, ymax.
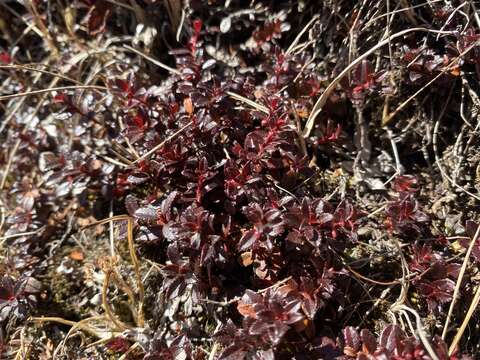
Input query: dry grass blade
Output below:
<box><xmin>134</xmin><ymin>122</ymin><xmax>192</xmax><ymax>163</ymax></box>
<box><xmin>81</xmin><ymin>215</ymin><xmax>145</xmax><ymax>327</ymax></box>
<box><xmin>31</xmin><ymin>317</ymin><xmax>120</xmax><ymax>339</ymax></box>
<box><xmin>0</xmin><ymin>64</ymin><xmax>83</xmax><ymax>85</ymax></box>
<box><xmin>448</xmin><ymin>284</ymin><xmax>480</xmax><ymax>355</ymax></box>
<box><xmin>226</xmin><ymin>91</ymin><xmax>269</xmax><ymax>114</ymax></box>
<box><xmin>1</xmin><ymin>76</ymin><xmax>60</xmax><ymax>190</ymax></box>
<box><xmin>122</xmin><ymin>45</ymin><xmax>268</xmax><ymax>114</ymax></box>
<box><xmin>0</xmin><ymin>85</ymin><xmax>107</xmax><ymax>101</ymax></box>
<box><xmin>442</xmin><ymin>222</ymin><xmax>480</xmax><ymax>339</ymax></box>
<box><xmin>364</xmin><ymin>0</ymin><xmax>443</xmax><ymax>27</ymax></box>
<box><xmin>53</xmin><ymin>316</ymin><xmax>110</xmax><ymax>356</ymax></box>
<box><xmin>383</xmin><ymin>40</ymin><xmax>479</xmax><ymax>126</ymax></box>
<box><xmin>123</xmin><ymin>45</ymin><xmax>181</xmax><ymax>75</ymax></box>
<box><xmin>303</xmin><ymin>27</ymin><xmax>457</xmax><ymax>138</ymax></box>
<box><xmin>26</xmin><ymin>0</ymin><xmax>58</xmax><ymax>55</ymax></box>
<box><xmin>285</xmin><ymin>14</ymin><xmax>320</xmax><ymax>55</ymax></box>
<box><xmin>0</xmin><ymin>228</ymin><xmax>44</xmax><ymax>243</ymax></box>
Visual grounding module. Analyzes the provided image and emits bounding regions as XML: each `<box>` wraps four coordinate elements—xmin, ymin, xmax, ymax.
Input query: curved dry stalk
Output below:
<box><xmin>303</xmin><ymin>27</ymin><xmax>459</xmax><ymax>138</ymax></box>
<box><xmin>390</xmin><ymin>238</ymin><xmax>410</xmax><ymax>309</ymax></box>
<box><xmin>436</xmin><ymin>2</ymin><xmax>469</xmax><ymax>40</ymax></box>
<box><xmin>176</xmin><ymin>7</ymin><xmax>187</xmax><ymax>41</ymax></box>
<box><xmin>345</xmin><ymin>263</ymin><xmax>400</xmax><ymax>285</ymax></box>
<box><xmin>54</xmin><ymin>316</ymin><xmax>108</xmax><ymax>356</ymax></box>
<box><xmin>442</xmin><ymin>222</ymin><xmax>480</xmax><ymax>339</ymax></box>
<box><xmin>102</xmin><ymin>270</ymin><xmax>131</xmax><ymax>331</ymax></box>
<box><xmin>343</xmin><ymin>243</ymin><xmax>428</xmax><ymax>287</ymax></box>
<box><xmin>82</xmin><ymin>215</ymin><xmax>145</xmax><ymax>327</ymax></box>
<box><xmin>399</xmin><ymin>309</ymin><xmax>417</xmax><ymax>338</ymax></box>
<box><xmin>393</xmin><ymin>305</ymin><xmax>440</xmax><ymax>360</ymax></box>
<box><xmin>111</xmin><ymin>269</ymin><xmax>137</xmax><ymax>317</ymax></box>
<box><xmin>31</xmin><ymin>317</ymin><xmax>119</xmax><ymax>339</ymax></box>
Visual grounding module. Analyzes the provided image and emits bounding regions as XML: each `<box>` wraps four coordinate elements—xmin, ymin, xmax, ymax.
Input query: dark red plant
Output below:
<box><xmin>385</xmin><ymin>193</ymin><xmax>428</xmax><ymax>234</ymax></box>
<box><xmin>236</xmin><ymin>285</ymin><xmax>304</xmax><ymax>345</ymax></box>
<box><xmin>340</xmin><ymin>325</ymin><xmax>463</xmax><ymax>360</ymax></box>
<box><xmin>2</xmin><ymin>2</ymin><xmax>480</xmax><ymax>359</ymax></box>
<box><xmin>0</xmin><ymin>275</ymin><xmax>41</xmax><ymax>323</ymax></box>
<box><xmin>0</xmin><ymin>52</ymin><xmax>12</xmax><ymax>64</ymax></box>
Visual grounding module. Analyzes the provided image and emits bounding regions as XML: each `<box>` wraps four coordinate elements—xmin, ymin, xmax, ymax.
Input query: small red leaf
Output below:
<box><xmin>0</xmin><ymin>52</ymin><xmax>12</xmax><ymax>64</ymax></box>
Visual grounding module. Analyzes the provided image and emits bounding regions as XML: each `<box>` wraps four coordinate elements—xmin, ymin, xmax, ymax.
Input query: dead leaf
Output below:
<box><xmin>70</xmin><ymin>249</ymin><xmax>84</xmax><ymax>261</ymax></box>
<box><xmin>184</xmin><ymin>97</ymin><xmax>194</xmax><ymax>115</ymax></box>
<box><xmin>237</xmin><ymin>302</ymin><xmax>257</xmax><ymax>318</ymax></box>
<box><xmin>240</xmin><ymin>251</ymin><xmax>253</xmax><ymax>266</ymax></box>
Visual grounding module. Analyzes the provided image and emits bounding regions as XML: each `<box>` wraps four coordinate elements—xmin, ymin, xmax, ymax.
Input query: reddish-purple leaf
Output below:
<box><xmin>379</xmin><ymin>325</ymin><xmax>404</xmax><ymax>354</ymax></box>
<box><xmin>134</xmin><ymin>206</ymin><xmax>158</xmax><ymax>222</ymax></box>
<box><xmin>343</xmin><ymin>326</ymin><xmax>361</xmax><ymax>352</ymax></box>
